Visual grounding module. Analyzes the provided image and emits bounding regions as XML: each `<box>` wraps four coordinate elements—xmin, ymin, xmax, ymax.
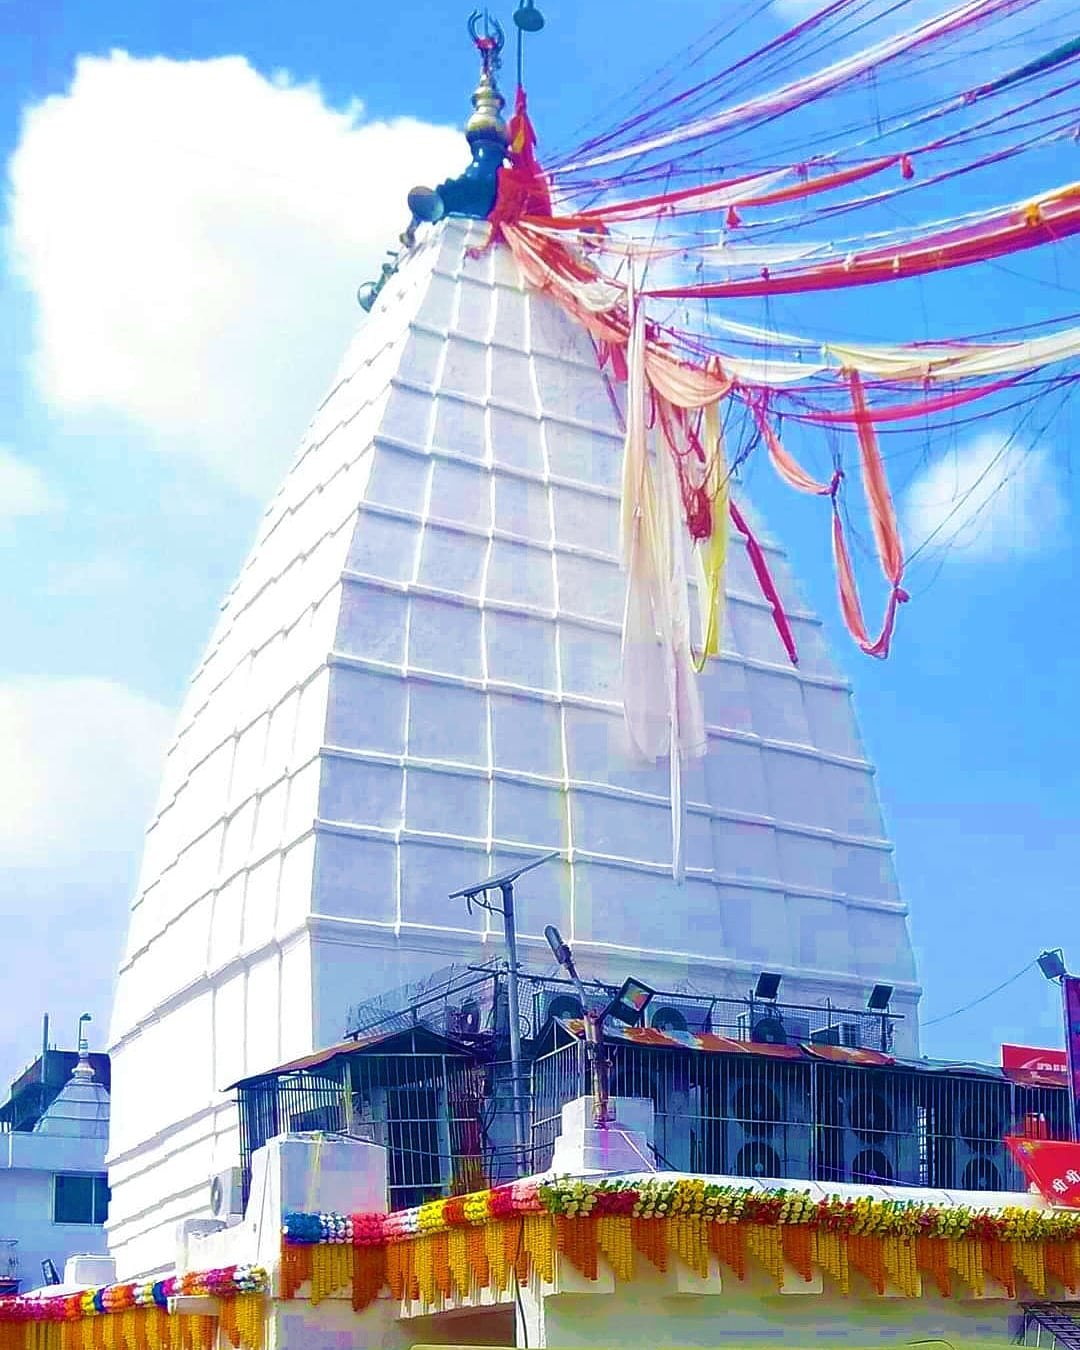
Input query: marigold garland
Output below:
<box><xmin>281</xmin><ymin>1178</ymin><xmax>1080</xmax><ymax>1313</ymax></box>
<box><xmin>0</xmin><ymin>1269</ymin><xmax>267</xmax><ymax>1350</ymax></box>
<box><xmin>0</xmin><ymin>1296</ymin><xmax>265</xmax><ymax>1350</ymax></box>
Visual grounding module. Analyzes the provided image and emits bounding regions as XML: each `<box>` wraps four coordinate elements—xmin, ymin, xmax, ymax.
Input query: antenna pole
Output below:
<box><xmin>500</xmin><ymin>882</ymin><xmax>528</xmax><ymax>1175</ymax></box>
<box><xmin>448</xmin><ymin>849</ymin><xmax>561</xmax><ymax>1177</ymax></box>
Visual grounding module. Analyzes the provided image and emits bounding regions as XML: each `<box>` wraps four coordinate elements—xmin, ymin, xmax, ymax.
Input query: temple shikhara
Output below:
<box><xmin>5</xmin><ymin>2</ymin><xmax>1080</xmax><ymax>1349</ymax></box>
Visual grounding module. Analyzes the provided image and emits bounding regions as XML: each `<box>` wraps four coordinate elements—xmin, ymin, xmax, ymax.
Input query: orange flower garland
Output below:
<box><xmin>277</xmin><ymin>1180</ymin><xmax>1080</xmax><ymax>1317</ymax></box>
<box><xmin>0</xmin><ymin>1269</ymin><xmax>266</xmax><ymax>1350</ymax></box>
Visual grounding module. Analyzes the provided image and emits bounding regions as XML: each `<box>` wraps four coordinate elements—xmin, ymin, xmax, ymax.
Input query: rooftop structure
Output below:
<box><xmin>107</xmin><ymin>32</ymin><xmax>919</xmax><ymax>1280</ymax></box>
<box><xmin>0</xmin><ymin>1042</ymin><xmax>110</xmax><ymax>1296</ymax></box>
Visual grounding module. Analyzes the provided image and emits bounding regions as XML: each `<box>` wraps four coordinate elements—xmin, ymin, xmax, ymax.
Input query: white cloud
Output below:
<box><xmin>0</xmin><ymin>678</ymin><xmax>173</xmax><ymax>1084</ymax></box>
<box><xmin>0</xmin><ymin>446</ymin><xmax>57</xmax><ymax>518</ymax></box>
<box><xmin>0</xmin><ymin>677</ymin><xmax>172</xmax><ymax>869</ymax></box>
<box><xmin>7</xmin><ymin>53</ymin><xmax>467</xmax><ymax>494</ymax></box>
<box><xmin>903</xmin><ymin>433</ymin><xmax>1067</xmax><ymax>561</ymax></box>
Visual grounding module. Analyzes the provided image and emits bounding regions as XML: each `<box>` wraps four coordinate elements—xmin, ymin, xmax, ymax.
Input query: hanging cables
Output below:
<box><xmin>922</xmin><ymin>961</ymin><xmax>1037</xmax><ymax>1026</ymax></box>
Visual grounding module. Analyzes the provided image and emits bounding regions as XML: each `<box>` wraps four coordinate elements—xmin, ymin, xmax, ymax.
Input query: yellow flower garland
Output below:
<box><xmin>0</xmin><ymin>1302</ymin><xmax>265</xmax><ymax>1350</ymax></box>
<box><xmin>283</xmin><ymin>1214</ymin><xmax>1080</xmax><ymax>1315</ymax></box>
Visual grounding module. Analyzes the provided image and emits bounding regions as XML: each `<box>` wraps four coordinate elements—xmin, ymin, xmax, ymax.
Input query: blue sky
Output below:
<box><xmin>0</xmin><ymin>0</ymin><xmax>1075</xmax><ymax>1088</ymax></box>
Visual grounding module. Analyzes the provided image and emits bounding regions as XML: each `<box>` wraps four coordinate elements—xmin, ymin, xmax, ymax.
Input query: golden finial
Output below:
<box><xmin>466</xmin><ymin>11</ymin><xmax>508</xmax><ymax>145</ymax></box>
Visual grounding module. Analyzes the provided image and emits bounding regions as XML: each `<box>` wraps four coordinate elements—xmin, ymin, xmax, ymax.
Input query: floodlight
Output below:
<box><xmin>604</xmin><ymin>977</ymin><xmax>655</xmax><ymax>1027</ymax></box>
<box><xmin>754</xmin><ymin>972</ymin><xmax>782</xmax><ymax>1002</ymax></box>
<box><xmin>1038</xmin><ymin>949</ymin><xmax>1067</xmax><ymax>982</ymax></box>
<box><xmin>867</xmin><ymin>983</ymin><xmax>894</xmax><ymax>1012</ymax></box>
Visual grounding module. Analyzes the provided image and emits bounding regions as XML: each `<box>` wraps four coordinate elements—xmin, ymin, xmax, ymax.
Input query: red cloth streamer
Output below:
<box><xmin>832</xmin><ymin>505</ymin><xmax>908</xmax><ymax>658</ymax></box>
<box><xmin>656</xmin><ymin>397</ymin><xmax>713</xmax><ymax>539</ymax></box>
<box><xmin>832</xmin><ymin>372</ymin><xmax>908</xmax><ymax>658</ymax></box>
<box><xmin>645</xmin><ymin>186</ymin><xmax>1080</xmax><ymax>299</ymax></box>
<box><xmin>849</xmin><ymin>370</ymin><xmax>903</xmax><ymax>583</ymax></box>
<box><xmin>752</xmin><ymin>392</ymin><xmax>907</xmax><ymax>659</ymax></box>
<box><xmin>801</xmin><ymin>373</ymin><xmax>1021</xmax><ymax>424</ymax></box>
<box><xmin>487</xmin><ymin>88</ymin><xmax>552</xmax><ymax>236</ymax></box>
<box><xmin>753</xmin><ymin>401</ymin><xmax>835</xmax><ymax>493</ymax></box>
<box><xmin>536</xmin><ymin>157</ymin><xmax>899</xmax><ymax>230</ymax></box>
<box><xmin>728</xmin><ymin>499</ymin><xmax>799</xmax><ymax>666</ymax></box>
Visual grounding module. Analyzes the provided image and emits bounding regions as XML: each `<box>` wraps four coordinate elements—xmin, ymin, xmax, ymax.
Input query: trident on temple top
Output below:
<box><xmin>468</xmin><ymin>10</ymin><xmax>505</xmax><ymax>78</ymax></box>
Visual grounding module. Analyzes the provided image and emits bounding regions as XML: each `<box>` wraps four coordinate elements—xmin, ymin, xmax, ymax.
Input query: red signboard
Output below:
<box><xmin>1002</xmin><ymin>1044</ymin><xmax>1069</xmax><ymax>1076</ymax></box>
<box><xmin>1006</xmin><ymin>1136</ymin><xmax>1080</xmax><ymax>1207</ymax></box>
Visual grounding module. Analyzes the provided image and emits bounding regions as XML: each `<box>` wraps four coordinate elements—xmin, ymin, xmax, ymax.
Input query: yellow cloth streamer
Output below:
<box><xmin>692</xmin><ymin>401</ymin><xmax>728</xmax><ymax>673</ymax></box>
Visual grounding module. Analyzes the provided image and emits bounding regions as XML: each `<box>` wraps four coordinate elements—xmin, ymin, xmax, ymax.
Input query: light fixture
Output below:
<box><xmin>356</xmin><ymin>283</ymin><xmax>379</xmax><ymax>313</ymax></box>
<box><xmin>545</xmin><ymin>924</ymin><xmax>571</xmax><ymax>968</ymax></box>
<box><xmin>513</xmin><ymin>0</ymin><xmax>545</xmax><ymax>32</ymax></box>
<box><xmin>604</xmin><ymin>977</ymin><xmax>655</xmax><ymax>1027</ymax></box>
<box><xmin>868</xmin><ymin>983</ymin><xmax>894</xmax><ymax>1012</ymax></box>
<box><xmin>1038</xmin><ymin>949</ymin><xmax>1068</xmax><ymax>982</ymax></box>
<box><xmin>538</xmin><ymin>923</ymin><xmax>612</xmax><ymax>1125</ymax></box>
<box><xmin>754</xmin><ymin>972</ymin><xmax>782</xmax><ymax>1002</ymax></box>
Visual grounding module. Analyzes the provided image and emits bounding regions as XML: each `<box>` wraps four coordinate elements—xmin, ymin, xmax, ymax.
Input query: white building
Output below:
<box><xmin>107</xmin><ymin>58</ymin><xmax>920</xmax><ymax>1279</ymax></box>
<box><xmin>0</xmin><ymin>1051</ymin><xmax>110</xmax><ymax>1293</ymax></box>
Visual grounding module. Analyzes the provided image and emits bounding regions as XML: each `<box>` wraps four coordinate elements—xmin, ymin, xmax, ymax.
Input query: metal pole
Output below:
<box><xmin>500</xmin><ymin>882</ymin><xmax>528</xmax><ymax>1175</ymax></box>
<box><xmin>558</xmin><ymin>950</ymin><xmax>609</xmax><ymax>1127</ymax></box>
<box><xmin>586</xmin><ymin>1013</ymin><xmax>611</xmax><ymax>1126</ymax></box>
<box><xmin>1062</xmin><ymin>975</ymin><xmax>1079</xmax><ymax>1142</ymax></box>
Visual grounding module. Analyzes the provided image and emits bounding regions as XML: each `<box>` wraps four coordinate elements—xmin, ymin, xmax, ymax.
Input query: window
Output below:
<box><xmin>53</xmin><ymin>1173</ymin><xmax>109</xmax><ymax>1225</ymax></box>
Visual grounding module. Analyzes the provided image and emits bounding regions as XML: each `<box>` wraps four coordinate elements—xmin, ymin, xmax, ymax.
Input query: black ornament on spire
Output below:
<box><xmin>407</xmin><ymin>11</ymin><xmax>510</xmax><ymax>226</ymax></box>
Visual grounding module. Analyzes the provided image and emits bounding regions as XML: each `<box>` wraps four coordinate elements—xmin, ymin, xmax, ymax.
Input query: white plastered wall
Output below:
<box><xmin>108</xmin><ymin>218</ymin><xmax>919</xmax><ymax>1278</ymax></box>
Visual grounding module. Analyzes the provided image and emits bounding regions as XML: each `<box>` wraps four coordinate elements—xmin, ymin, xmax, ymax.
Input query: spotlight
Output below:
<box><xmin>356</xmin><ymin>283</ymin><xmax>379</xmax><ymax>313</ymax></box>
<box><xmin>754</xmin><ymin>971</ymin><xmax>782</xmax><ymax>1002</ymax></box>
<box><xmin>604</xmin><ymin>978</ymin><xmax>655</xmax><ymax>1027</ymax></box>
<box><xmin>867</xmin><ymin>983</ymin><xmax>894</xmax><ymax>1012</ymax></box>
<box><xmin>1038</xmin><ymin>949</ymin><xmax>1068</xmax><ymax>982</ymax></box>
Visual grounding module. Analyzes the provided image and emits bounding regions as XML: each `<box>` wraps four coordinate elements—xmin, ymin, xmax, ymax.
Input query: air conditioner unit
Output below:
<box><xmin>209</xmin><ymin>1168</ymin><xmax>245</xmax><ymax>1221</ymax></box>
<box><xmin>540</xmin><ymin>991</ymin><xmax>584</xmax><ymax>1028</ymax></box>
<box><xmin>647</xmin><ymin>1002</ymin><xmax>711</xmax><ymax>1035</ymax></box>
<box><xmin>829</xmin><ymin>1080</ymin><xmax>919</xmax><ymax>1186</ymax></box>
<box><xmin>784</xmin><ymin>1016</ymin><xmax>811</xmax><ymax>1044</ymax></box>
<box><xmin>716</xmin><ymin>1060</ymin><xmax>812</xmax><ymax>1181</ymax></box>
<box><xmin>750</xmin><ymin>1013</ymin><xmax>788</xmax><ymax>1045</ymax></box>
<box><xmin>811</xmin><ymin>1021</ymin><xmax>863</xmax><ymax>1048</ymax></box>
<box><xmin>949</xmin><ymin>1095</ymin><xmax>1008</xmax><ymax>1193</ymax></box>
<box><xmin>446</xmin><ymin>998</ymin><xmax>483</xmax><ymax>1039</ymax></box>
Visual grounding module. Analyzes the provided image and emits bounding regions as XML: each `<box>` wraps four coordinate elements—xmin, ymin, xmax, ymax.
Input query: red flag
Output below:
<box><xmin>1005</xmin><ymin>1136</ymin><xmax>1080</xmax><ymax>1207</ymax></box>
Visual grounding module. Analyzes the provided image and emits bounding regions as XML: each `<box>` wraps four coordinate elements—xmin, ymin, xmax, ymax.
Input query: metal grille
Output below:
<box><xmin>346</xmin><ymin>965</ymin><xmax>901</xmax><ymax>1053</ymax></box>
<box><xmin>530</xmin><ymin>1036</ymin><xmax>1070</xmax><ymax>1189</ymax></box>
<box><xmin>1023</xmin><ymin>1305</ymin><xmax>1080</xmax><ymax>1350</ymax></box>
<box><xmin>0</xmin><ymin>1241</ymin><xmax>17</xmax><ymax>1296</ymax></box>
<box><xmin>238</xmin><ymin>1050</ymin><xmax>487</xmax><ymax>1209</ymax></box>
